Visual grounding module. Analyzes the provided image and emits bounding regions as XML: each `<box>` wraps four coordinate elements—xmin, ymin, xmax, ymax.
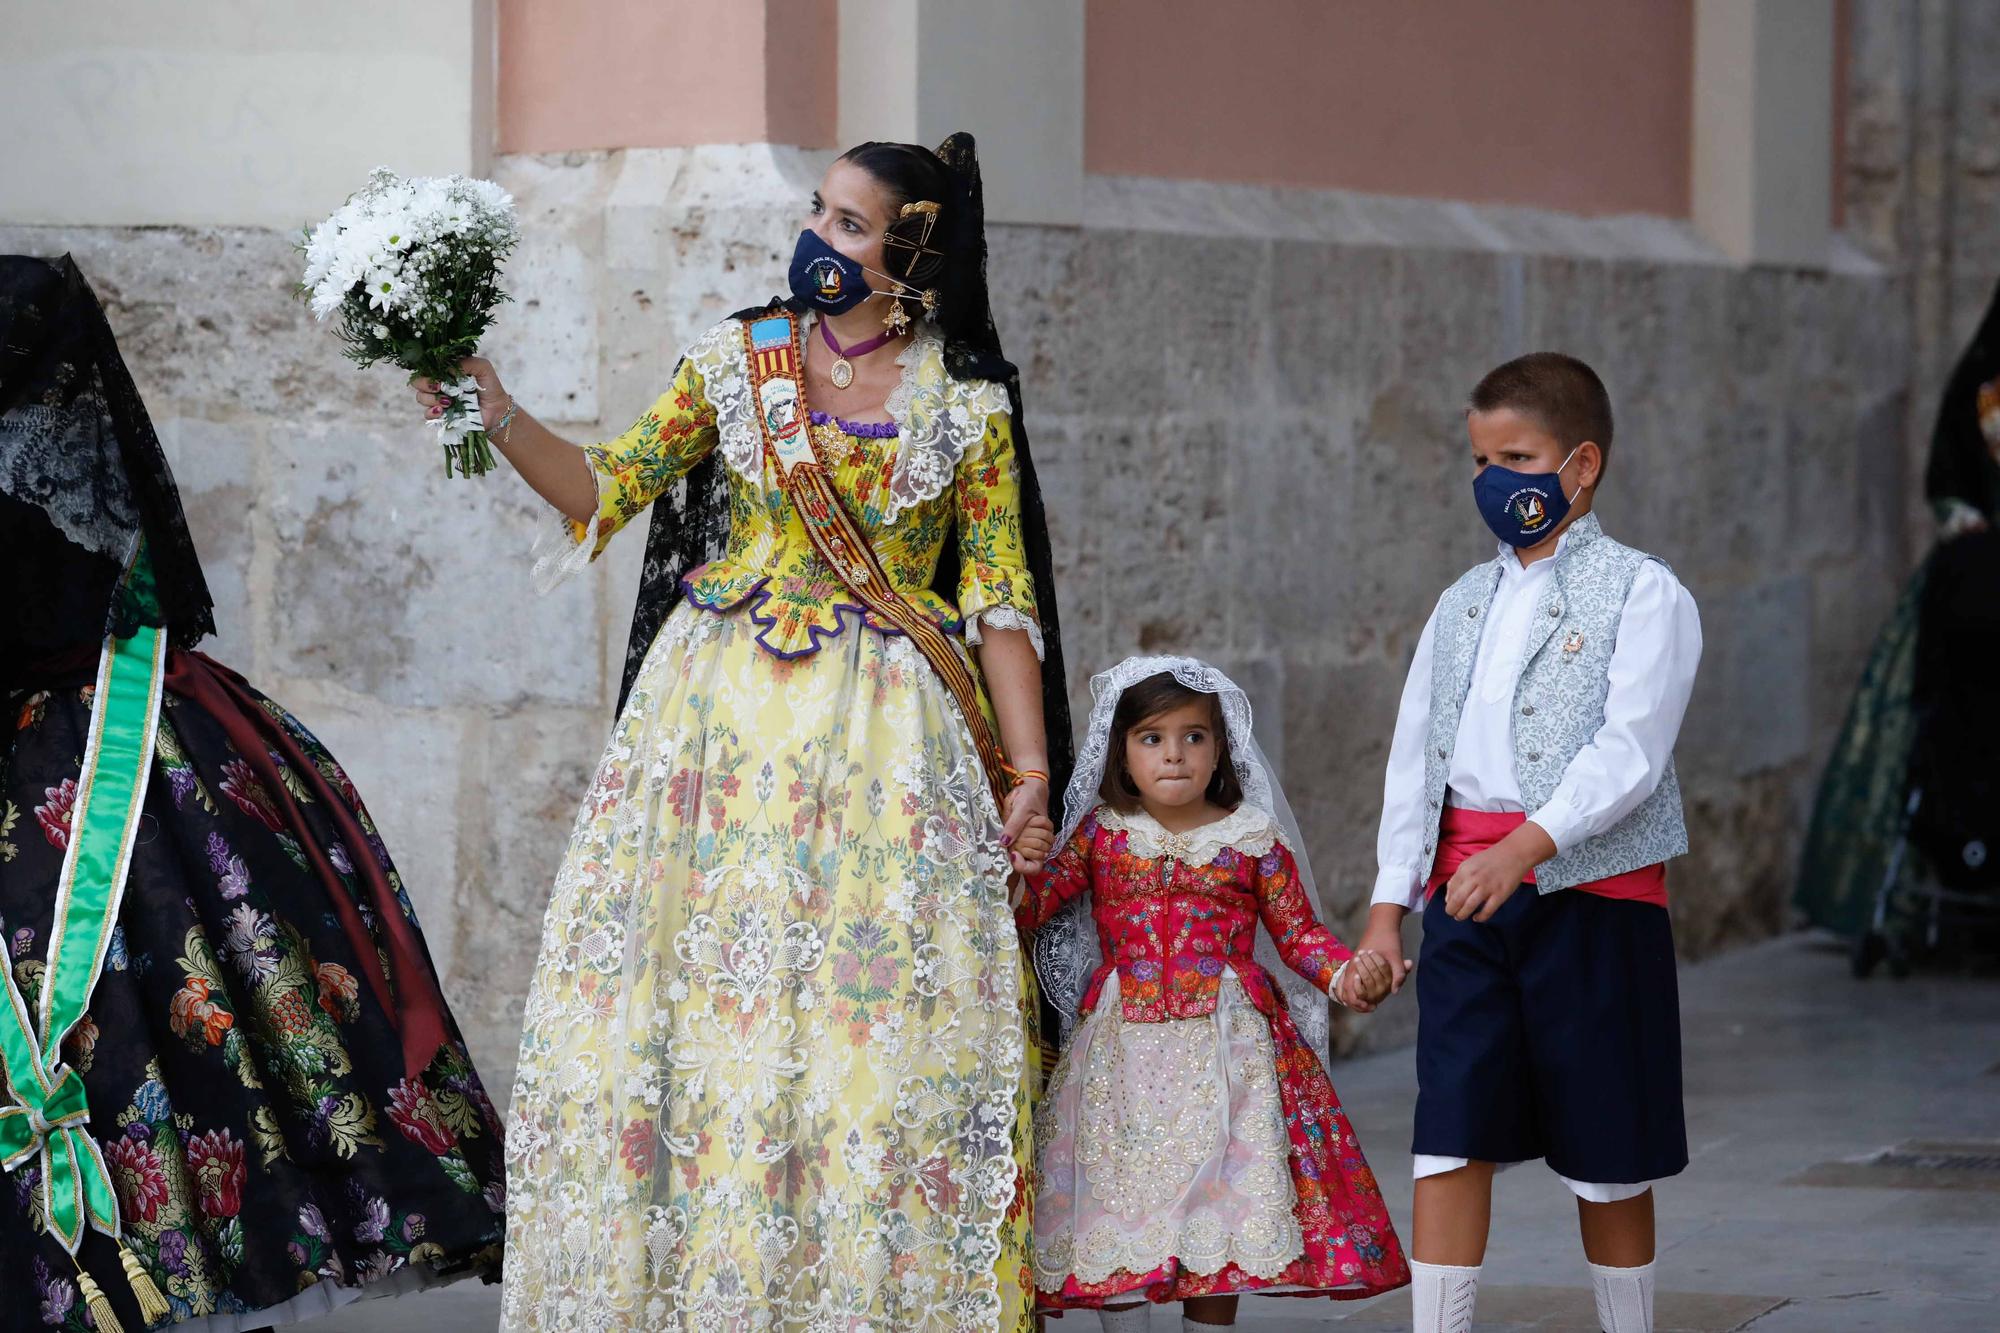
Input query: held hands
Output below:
<box><xmin>1001</xmin><ymin>776</ymin><xmax>1053</xmax><ymax>875</ymax></box>
<box><xmin>1351</xmin><ymin>908</ymin><xmax>1416</xmax><ymax>1012</ymax></box>
<box><xmin>1001</xmin><ymin>777</ymin><xmax>1054</xmax><ymax>911</ymax></box>
<box><xmin>1337</xmin><ymin>951</ymin><xmax>1399</xmax><ymax>1012</ymax></box>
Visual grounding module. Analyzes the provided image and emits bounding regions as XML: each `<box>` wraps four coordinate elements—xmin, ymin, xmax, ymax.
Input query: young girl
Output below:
<box><xmin>1018</xmin><ymin>657</ymin><xmax>1410</xmax><ymax>1330</ymax></box>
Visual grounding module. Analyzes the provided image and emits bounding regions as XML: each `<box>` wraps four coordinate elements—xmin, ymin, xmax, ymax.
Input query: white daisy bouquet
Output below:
<box><xmin>300</xmin><ymin>167</ymin><xmax>520</xmax><ymax>477</ymax></box>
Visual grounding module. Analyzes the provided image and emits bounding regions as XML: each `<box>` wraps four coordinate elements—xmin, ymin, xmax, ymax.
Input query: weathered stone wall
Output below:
<box><xmin>0</xmin><ymin>134</ymin><xmax>1918</xmax><ymax>1076</ymax></box>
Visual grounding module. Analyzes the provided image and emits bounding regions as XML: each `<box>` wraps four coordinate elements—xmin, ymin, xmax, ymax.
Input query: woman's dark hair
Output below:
<box><xmin>1098</xmin><ymin>673</ymin><xmax>1244</xmax><ymax>813</ymax></box>
<box><xmin>840</xmin><ymin>141</ymin><xmax>951</xmax><ymax>289</ymax></box>
<box><xmin>838</xmin><ymin>133</ymin><xmax>1001</xmax><ymax>377</ymax></box>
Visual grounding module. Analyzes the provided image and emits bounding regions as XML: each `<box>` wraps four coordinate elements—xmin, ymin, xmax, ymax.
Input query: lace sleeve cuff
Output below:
<box><xmin>963</xmin><ymin>605</ymin><xmax>1045</xmax><ymax>660</ymax></box>
<box><xmin>529</xmin><ymin>467</ymin><xmax>607</xmax><ymax>595</ymax></box>
<box><xmin>530</xmin><ymin>507</ymin><xmax>599</xmax><ymax>594</ymax></box>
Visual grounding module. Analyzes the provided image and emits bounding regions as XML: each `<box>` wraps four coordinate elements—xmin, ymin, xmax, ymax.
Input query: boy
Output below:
<box><xmin>1358</xmin><ymin>353</ymin><xmax>1702</xmax><ymax>1333</ymax></box>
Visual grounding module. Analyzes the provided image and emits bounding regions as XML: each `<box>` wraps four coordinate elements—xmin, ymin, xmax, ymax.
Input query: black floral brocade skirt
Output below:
<box><xmin>0</xmin><ymin>652</ymin><xmax>503</xmax><ymax>1331</ymax></box>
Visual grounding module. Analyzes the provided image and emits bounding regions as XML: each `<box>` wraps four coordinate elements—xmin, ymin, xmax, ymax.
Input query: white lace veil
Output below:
<box><xmin>1031</xmin><ymin>655</ymin><xmax>1335</xmax><ymax>1065</ymax></box>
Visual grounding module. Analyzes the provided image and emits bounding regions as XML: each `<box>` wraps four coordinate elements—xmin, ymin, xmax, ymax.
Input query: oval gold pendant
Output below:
<box><xmin>829</xmin><ymin>357</ymin><xmax>854</xmax><ymax>390</ymax></box>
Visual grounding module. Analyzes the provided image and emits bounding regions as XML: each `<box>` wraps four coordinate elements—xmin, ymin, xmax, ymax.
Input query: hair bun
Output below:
<box><xmin>933</xmin><ymin>132</ymin><xmax>978</xmax><ymax>178</ymax></box>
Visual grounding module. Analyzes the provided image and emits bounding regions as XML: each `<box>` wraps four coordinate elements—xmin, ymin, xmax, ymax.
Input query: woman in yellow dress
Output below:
<box><xmin>413</xmin><ymin>135</ymin><xmax>1071</xmax><ymax>1332</ymax></box>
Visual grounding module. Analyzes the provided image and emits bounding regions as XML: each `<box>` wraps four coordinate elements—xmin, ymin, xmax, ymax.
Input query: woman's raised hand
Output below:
<box><xmin>411</xmin><ymin>355</ymin><xmax>507</xmax><ymax>423</ymax></box>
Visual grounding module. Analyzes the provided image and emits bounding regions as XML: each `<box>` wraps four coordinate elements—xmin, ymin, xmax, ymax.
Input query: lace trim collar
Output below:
<box><xmin>1095</xmin><ymin>803</ymin><xmax>1282</xmax><ymax>864</ymax></box>
<box><xmin>688</xmin><ymin>314</ymin><xmax>1008</xmax><ymax>518</ymax></box>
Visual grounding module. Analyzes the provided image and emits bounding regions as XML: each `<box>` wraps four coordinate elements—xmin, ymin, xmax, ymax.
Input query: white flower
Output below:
<box><xmin>363</xmin><ymin>267</ymin><xmax>407</xmax><ymax>312</ymax></box>
<box><xmin>309</xmin><ymin>284</ymin><xmax>348</xmax><ymax>322</ymax></box>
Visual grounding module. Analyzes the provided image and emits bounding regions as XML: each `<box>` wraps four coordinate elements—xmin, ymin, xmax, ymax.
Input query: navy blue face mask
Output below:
<box><xmin>787</xmin><ymin>229</ymin><xmax>871</xmax><ymax>314</ymax></box>
<box><xmin>1472</xmin><ymin>445</ymin><xmax>1583</xmax><ymax>548</ymax></box>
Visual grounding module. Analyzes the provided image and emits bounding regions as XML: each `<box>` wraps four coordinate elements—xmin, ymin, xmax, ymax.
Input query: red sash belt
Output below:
<box><xmin>1426</xmin><ymin>806</ymin><xmax>1667</xmax><ymax>907</ymax></box>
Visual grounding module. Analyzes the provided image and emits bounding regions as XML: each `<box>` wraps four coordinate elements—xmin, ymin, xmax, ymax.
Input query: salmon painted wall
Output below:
<box><xmin>498</xmin><ymin>0</ymin><xmax>836</xmax><ymax>153</ymax></box>
<box><xmin>1085</xmin><ymin>0</ymin><xmax>1695</xmax><ymax>218</ymax></box>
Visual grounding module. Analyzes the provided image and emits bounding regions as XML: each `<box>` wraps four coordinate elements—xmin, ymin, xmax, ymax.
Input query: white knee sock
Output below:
<box><xmin>1183</xmin><ymin>1315</ymin><xmax>1230</xmax><ymax>1331</ymax></box>
<box><xmin>1409</xmin><ymin>1259</ymin><xmax>1480</xmax><ymax>1333</ymax></box>
<box><xmin>1097</xmin><ymin>1304</ymin><xmax>1151</xmax><ymax>1333</ymax></box>
<box><xmin>1589</xmin><ymin>1260</ymin><xmax>1655</xmax><ymax>1333</ymax></box>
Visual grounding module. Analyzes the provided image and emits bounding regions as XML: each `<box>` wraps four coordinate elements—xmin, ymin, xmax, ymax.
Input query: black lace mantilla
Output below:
<box><xmin>1</xmin><ymin>254</ymin><xmax>215</xmax><ymax>675</ymax></box>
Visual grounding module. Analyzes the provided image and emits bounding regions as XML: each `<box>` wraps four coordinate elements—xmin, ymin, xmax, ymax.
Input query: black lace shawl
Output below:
<box><xmin>616</xmin><ymin>301</ymin><xmax>1075</xmax><ymax>801</ymax></box>
<box><xmin>1927</xmin><ymin>276</ymin><xmax>2000</xmax><ymax>522</ymax></box>
<box><xmin>1</xmin><ymin>255</ymin><xmax>214</xmax><ymax>679</ymax></box>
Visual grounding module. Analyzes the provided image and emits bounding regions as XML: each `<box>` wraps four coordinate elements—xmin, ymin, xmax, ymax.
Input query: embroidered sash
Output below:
<box><xmin>741</xmin><ymin>311</ymin><xmax>1012</xmax><ymax>805</ymax></box>
<box><xmin>0</xmin><ymin>624</ymin><xmax>165</xmax><ymax>1253</ymax></box>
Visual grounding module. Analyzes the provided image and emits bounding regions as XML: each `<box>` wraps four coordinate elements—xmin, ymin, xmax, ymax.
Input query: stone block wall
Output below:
<box><xmin>0</xmin><ymin>133</ymin><xmax>1922</xmax><ymax>1077</ymax></box>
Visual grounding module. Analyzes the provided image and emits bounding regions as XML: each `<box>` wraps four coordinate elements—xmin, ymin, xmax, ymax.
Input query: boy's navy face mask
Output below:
<box><xmin>1472</xmin><ymin>445</ymin><xmax>1582</xmax><ymax>548</ymax></box>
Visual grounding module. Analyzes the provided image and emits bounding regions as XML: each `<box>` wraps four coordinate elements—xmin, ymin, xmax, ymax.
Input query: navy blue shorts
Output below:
<box><xmin>1413</xmin><ymin>884</ymin><xmax>1688</xmax><ymax>1185</ymax></box>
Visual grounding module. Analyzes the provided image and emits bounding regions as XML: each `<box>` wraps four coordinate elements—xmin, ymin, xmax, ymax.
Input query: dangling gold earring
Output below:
<box><xmin>883</xmin><ymin>299</ymin><xmax>912</xmax><ymax>335</ymax></box>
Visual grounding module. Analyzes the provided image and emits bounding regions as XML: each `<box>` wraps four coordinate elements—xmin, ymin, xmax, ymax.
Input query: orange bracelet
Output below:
<box><xmin>1008</xmin><ymin>768</ymin><xmax>1050</xmax><ymax>789</ymax></box>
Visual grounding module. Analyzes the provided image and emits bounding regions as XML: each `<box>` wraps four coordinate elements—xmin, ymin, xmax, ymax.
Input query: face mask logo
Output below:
<box><xmin>1510</xmin><ymin>491</ymin><xmax>1549</xmax><ymax>532</ymax></box>
<box><xmin>806</xmin><ymin>256</ymin><xmax>846</xmax><ymax>303</ymax></box>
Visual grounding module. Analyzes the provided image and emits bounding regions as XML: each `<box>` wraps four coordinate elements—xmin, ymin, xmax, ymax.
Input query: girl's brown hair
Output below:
<box><xmin>1097</xmin><ymin>672</ymin><xmax>1244</xmax><ymax>813</ymax></box>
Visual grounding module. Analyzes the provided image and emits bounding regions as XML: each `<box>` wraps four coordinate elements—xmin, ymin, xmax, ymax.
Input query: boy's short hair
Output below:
<box><xmin>1470</xmin><ymin>353</ymin><xmax>1614</xmax><ymax>460</ymax></box>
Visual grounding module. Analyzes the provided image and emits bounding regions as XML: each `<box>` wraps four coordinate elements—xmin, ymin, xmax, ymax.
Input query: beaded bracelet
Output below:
<box><xmin>493</xmin><ymin>398</ymin><xmax>519</xmax><ymax>443</ymax></box>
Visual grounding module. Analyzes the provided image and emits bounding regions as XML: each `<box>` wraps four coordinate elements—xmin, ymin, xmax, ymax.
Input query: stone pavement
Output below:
<box><xmin>320</xmin><ymin>933</ymin><xmax>2000</xmax><ymax>1332</ymax></box>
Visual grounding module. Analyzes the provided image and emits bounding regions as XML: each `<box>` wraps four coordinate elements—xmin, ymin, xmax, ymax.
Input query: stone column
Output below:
<box><xmin>838</xmin><ymin>0</ymin><xmax>1084</xmax><ymax>225</ymax></box>
<box><xmin>1691</xmin><ymin>0</ymin><xmax>1836</xmax><ymax>267</ymax></box>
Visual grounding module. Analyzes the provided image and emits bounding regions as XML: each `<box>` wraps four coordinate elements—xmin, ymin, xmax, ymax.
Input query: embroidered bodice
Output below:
<box><xmin>1019</xmin><ymin>804</ymin><xmax>1352</xmax><ymax>1025</ymax></box>
<box><xmin>563</xmin><ymin>316</ymin><xmax>1040</xmax><ymax>659</ymax></box>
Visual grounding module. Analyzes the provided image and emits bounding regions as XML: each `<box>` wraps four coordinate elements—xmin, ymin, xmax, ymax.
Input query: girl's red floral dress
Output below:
<box><xmin>1017</xmin><ymin>803</ymin><xmax>1409</xmax><ymax>1310</ymax></box>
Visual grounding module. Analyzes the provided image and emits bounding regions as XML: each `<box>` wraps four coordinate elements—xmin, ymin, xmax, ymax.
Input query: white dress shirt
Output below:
<box><xmin>1372</xmin><ymin>530</ymin><xmax>1703</xmax><ymax>910</ymax></box>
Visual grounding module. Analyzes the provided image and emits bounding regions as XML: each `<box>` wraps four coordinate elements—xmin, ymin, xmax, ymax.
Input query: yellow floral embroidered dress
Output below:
<box><xmin>503</xmin><ymin>317</ymin><xmax>1041</xmax><ymax>1333</ymax></box>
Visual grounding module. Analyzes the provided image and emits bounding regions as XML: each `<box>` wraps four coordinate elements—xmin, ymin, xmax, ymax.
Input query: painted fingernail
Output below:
<box><xmin>1000</xmin><ymin>835</ymin><xmax>1013</xmax><ymax>846</ymax></box>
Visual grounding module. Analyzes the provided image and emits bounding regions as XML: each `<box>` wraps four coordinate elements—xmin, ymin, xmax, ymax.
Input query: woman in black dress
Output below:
<box><xmin>1796</xmin><ymin>278</ymin><xmax>2000</xmax><ymax>950</ymax></box>
<box><xmin>0</xmin><ymin>255</ymin><xmax>504</xmax><ymax>1331</ymax></box>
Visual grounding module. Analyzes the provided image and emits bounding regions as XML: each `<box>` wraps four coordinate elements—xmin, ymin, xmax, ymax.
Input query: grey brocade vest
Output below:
<box><xmin>1420</xmin><ymin>512</ymin><xmax>1689</xmax><ymax>893</ymax></box>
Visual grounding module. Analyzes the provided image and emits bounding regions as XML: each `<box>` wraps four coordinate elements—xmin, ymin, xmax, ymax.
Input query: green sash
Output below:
<box><xmin>0</xmin><ymin>623</ymin><xmax>165</xmax><ymax>1251</ymax></box>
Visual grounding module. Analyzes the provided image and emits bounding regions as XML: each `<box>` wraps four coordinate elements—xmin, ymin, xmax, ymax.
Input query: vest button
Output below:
<box><xmin>1521</xmin><ymin>705</ymin><xmax>1535</xmax><ymax>717</ymax></box>
<box><xmin>1467</xmin><ymin>606</ymin><xmax>1480</xmax><ymax>618</ymax></box>
<box><xmin>1548</xmin><ymin>605</ymin><xmax>1562</xmax><ymax>618</ymax></box>
<box><xmin>1526</xmin><ymin>751</ymin><xmax>1543</xmax><ymax>762</ymax></box>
